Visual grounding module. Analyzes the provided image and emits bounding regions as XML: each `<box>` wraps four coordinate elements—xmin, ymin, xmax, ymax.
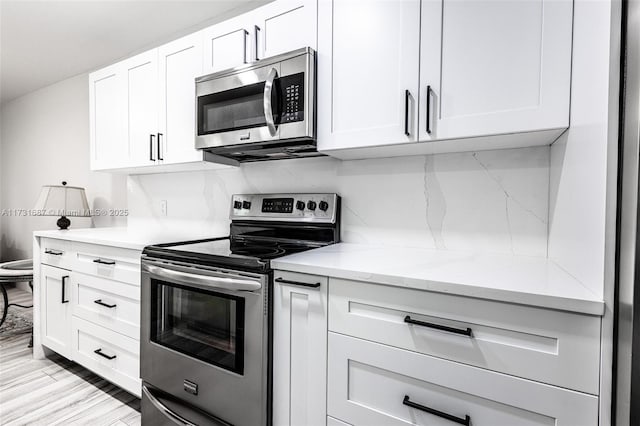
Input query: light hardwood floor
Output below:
<box><xmin>0</xmin><ymin>286</ymin><xmax>141</xmax><ymax>426</ymax></box>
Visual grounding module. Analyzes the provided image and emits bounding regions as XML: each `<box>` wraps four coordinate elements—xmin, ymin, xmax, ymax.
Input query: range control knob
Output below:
<box><xmin>233</xmin><ymin>200</ymin><xmax>242</xmax><ymax>209</ymax></box>
<box><xmin>307</xmin><ymin>201</ymin><xmax>317</xmax><ymax>211</ymax></box>
<box><xmin>242</xmin><ymin>201</ymin><xmax>251</xmax><ymax>210</ymax></box>
<box><xmin>318</xmin><ymin>201</ymin><xmax>329</xmax><ymax>211</ymax></box>
<box><xmin>296</xmin><ymin>200</ymin><xmax>305</xmax><ymax>211</ymax></box>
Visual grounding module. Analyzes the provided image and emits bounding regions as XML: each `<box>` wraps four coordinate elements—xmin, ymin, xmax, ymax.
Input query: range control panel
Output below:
<box><xmin>230</xmin><ymin>193</ymin><xmax>339</xmax><ymax>224</ymax></box>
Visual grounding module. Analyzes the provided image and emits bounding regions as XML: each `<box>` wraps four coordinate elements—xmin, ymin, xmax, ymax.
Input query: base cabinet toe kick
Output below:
<box><xmin>35</xmin><ymin>237</ymin><xmax>143</xmax><ymax>397</ymax></box>
<box><xmin>273</xmin><ymin>271</ymin><xmax>603</xmax><ymax>426</ymax></box>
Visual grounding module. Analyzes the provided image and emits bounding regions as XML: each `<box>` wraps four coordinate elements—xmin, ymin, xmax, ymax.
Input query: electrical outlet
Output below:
<box><xmin>160</xmin><ymin>200</ymin><xmax>168</xmax><ymax>216</ymax></box>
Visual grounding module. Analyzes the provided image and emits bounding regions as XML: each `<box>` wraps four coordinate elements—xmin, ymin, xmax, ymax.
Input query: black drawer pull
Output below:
<box><xmin>45</xmin><ymin>249</ymin><xmax>63</xmax><ymax>256</ymax></box>
<box><xmin>94</xmin><ymin>348</ymin><xmax>116</xmax><ymax>360</ymax></box>
<box><xmin>403</xmin><ymin>395</ymin><xmax>470</xmax><ymax>426</ymax></box>
<box><xmin>404</xmin><ymin>315</ymin><xmax>472</xmax><ymax>337</ymax></box>
<box><xmin>94</xmin><ymin>299</ymin><xmax>116</xmax><ymax>308</ymax></box>
<box><xmin>275</xmin><ymin>277</ymin><xmax>321</xmax><ymax>288</ymax></box>
<box><xmin>93</xmin><ymin>258</ymin><xmax>116</xmax><ymax>265</ymax></box>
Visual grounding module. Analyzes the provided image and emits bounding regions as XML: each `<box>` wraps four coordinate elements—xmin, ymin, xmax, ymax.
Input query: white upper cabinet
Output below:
<box><xmin>318</xmin><ymin>0</ymin><xmax>573</xmax><ymax>156</ymax></box>
<box><xmin>123</xmin><ymin>50</ymin><xmax>159</xmax><ymax>167</ymax></box>
<box><xmin>419</xmin><ymin>0</ymin><xmax>573</xmax><ymax>142</ymax></box>
<box><xmin>202</xmin><ymin>13</ymin><xmax>253</xmax><ymax>75</ymax></box>
<box><xmin>317</xmin><ymin>0</ymin><xmax>421</xmax><ymax>150</ymax></box>
<box><xmin>89</xmin><ymin>64</ymin><xmax>126</xmax><ymax>170</ymax></box>
<box><xmin>255</xmin><ymin>0</ymin><xmax>317</xmax><ymax>59</ymax></box>
<box><xmin>158</xmin><ymin>33</ymin><xmax>204</xmax><ymax>164</ymax></box>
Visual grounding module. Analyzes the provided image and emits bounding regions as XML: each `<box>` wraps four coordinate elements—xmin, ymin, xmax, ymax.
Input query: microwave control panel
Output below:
<box><xmin>279</xmin><ymin>73</ymin><xmax>305</xmax><ymax>124</ymax></box>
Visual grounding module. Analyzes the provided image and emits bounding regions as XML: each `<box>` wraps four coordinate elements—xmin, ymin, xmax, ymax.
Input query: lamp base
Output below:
<box><xmin>57</xmin><ymin>216</ymin><xmax>71</xmax><ymax>230</ymax></box>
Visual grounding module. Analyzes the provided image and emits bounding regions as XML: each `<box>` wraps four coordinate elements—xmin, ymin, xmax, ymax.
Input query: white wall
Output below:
<box><xmin>128</xmin><ymin>147</ymin><xmax>550</xmax><ymax>256</ymax></box>
<box><xmin>0</xmin><ymin>73</ymin><xmax>127</xmax><ymax>261</ymax></box>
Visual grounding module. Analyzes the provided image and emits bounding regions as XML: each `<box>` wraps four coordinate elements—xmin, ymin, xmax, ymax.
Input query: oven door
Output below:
<box><xmin>141</xmin><ymin>259</ymin><xmax>270</xmax><ymax>426</ymax></box>
<box><xmin>195</xmin><ymin>49</ymin><xmax>315</xmax><ymax>150</ymax></box>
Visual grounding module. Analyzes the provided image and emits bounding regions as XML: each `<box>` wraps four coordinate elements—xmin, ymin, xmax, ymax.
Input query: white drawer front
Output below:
<box><xmin>328</xmin><ymin>333</ymin><xmax>598</xmax><ymax>426</ymax></box>
<box><xmin>71</xmin><ymin>242</ymin><xmax>141</xmax><ymax>285</ymax></box>
<box><xmin>72</xmin><ymin>272</ymin><xmax>140</xmax><ymax>339</ymax></box>
<box><xmin>72</xmin><ymin>316</ymin><xmax>141</xmax><ymax>397</ymax></box>
<box><xmin>329</xmin><ymin>278</ymin><xmax>601</xmax><ymax>394</ymax></box>
<box><xmin>40</xmin><ymin>238</ymin><xmax>73</xmax><ymax>270</ymax></box>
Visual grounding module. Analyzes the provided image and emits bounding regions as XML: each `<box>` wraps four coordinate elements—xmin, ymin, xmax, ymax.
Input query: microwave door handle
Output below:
<box><xmin>263</xmin><ymin>67</ymin><xmax>278</xmax><ymax>136</ymax></box>
<box><xmin>143</xmin><ymin>264</ymin><xmax>261</xmax><ymax>292</ymax></box>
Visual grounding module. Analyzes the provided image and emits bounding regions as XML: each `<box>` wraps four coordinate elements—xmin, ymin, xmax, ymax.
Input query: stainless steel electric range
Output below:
<box><xmin>140</xmin><ymin>193</ymin><xmax>340</xmax><ymax>426</ymax></box>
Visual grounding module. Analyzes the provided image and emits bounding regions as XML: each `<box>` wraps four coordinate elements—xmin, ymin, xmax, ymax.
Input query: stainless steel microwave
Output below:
<box><xmin>195</xmin><ymin>47</ymin><xmax>318</xmax><ymax>162</ymax></box>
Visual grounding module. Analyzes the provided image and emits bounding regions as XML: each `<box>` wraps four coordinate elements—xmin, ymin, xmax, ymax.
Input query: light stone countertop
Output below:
<box><xmin>272</xmin><ymin>243</ymin><xmax>605</xmax><ymax>316</ymax></box>
<box><xmin>33</xmin><ymin>227</ymin><xmax>210</xmax><ymax>251</ymax></box>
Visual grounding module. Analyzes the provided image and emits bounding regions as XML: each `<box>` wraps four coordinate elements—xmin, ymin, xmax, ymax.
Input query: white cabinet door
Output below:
<box><xmin>202</xmin><ymin>14</ymin><xmax>252</xmax><ymax>75</ymax></box>
<box><xmin>317</xmin><ymin>0</ymin><xmax>421</xmax><ymax>151</ymax></box>
<box><xmin>158</xmin><ymin>33</ymin><xmax>203</xmax><ymax>164</ymax></box>
<box><xmin>256</xmin><ymin>0</ymin><xmax>317</xmax><ymax>60</ymax></box>
<box><xmin>123</xmin><ymin>50</ymin><xmax>159</xmax><ymax>167</ymax></box>
<box><xmin>40</xmin><ymin>264</ymin><xmax>72</xmax><ymax>359</ymax></box>
<box><xmin>419</xmin><ymin>0</ymin><xmax>572</xmax><ymax>141</ymax></box>
<box><xmin>89</xmin><ymin>64</ymin><xmax>126</xmax><ymax>170</ymax></box>
<box><xmin>273</xmin><ymin>271</ymin><xmax>328</xmax><ymax>426</ymax></box>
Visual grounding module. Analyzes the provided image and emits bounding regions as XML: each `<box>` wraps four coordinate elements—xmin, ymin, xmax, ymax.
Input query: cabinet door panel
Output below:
<box><xmin>420</xmin><ymin>0</ymin><xmax>572</xmax><ymax>141</ymax></box>
<box><xmin>202</xmin><ymin>15</ymin><xmax>251</xmax><ymax>74</ymax></box>
<box><xmin>158</xmin><ymin>33</ymin><xmax>203</xmax><ymax>164</ymax></box>
<box><xmin>124</xmin><ymin>50</ymin><xmax>158</xmax><ymax>167</ymax></box>
<box><xmin>273</xmin><ymin>271</ymin><xmax>328</xmax><ymax>426</ymax></box>
<box><xmin>258</xmin><ymin>0</ymin><xmax>317</xmax><ymax>59</ymax></box>
<box><xmin>89</xmin><ymin>64</ymin><xmax>126</xmax><ymax>170</ymax></box>
<box><xmin>40</xmin><ymin>265</ymin><xmax>72</xmax><ymax>359</ymax></box>
<box><xmin>318</xmin><ymin>0</ymin><xmax>420</xmax><ymax>151</ymax></box>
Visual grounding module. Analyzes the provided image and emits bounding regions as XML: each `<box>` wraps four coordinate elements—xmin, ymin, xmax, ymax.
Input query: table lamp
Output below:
<box><xmin>34</xmin><ymin>181</ymin><xmax>90</xmax><ymax>230</ymax></box>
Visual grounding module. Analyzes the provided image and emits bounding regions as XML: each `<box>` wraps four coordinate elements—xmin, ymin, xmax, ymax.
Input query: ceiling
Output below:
<box><xmin>0</xmin><ymin>0</ymin><xmax>269</xmax><ymax>105</ymax></box>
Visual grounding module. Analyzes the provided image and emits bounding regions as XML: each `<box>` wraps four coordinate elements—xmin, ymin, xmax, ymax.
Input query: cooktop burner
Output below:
<box><xmin>142</xmin><ymin>193</ymin><xmax>340</xmax><ymax>273</ymax></box>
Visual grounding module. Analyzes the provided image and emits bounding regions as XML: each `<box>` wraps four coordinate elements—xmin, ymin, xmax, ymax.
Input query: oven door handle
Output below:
<box><xmin>143</xmin><ymin>385</ymin><xmax>197</xmax><ymax>426</ymax></box>
<box><xmin>143</xmin><ymin>264</ymin><xmax>262</xmax><ymax>292</ymax></box>
<box><xmin>263</xmin><ymin>67</ymin><xmax>278</xmax><ymax>137</ymax></box>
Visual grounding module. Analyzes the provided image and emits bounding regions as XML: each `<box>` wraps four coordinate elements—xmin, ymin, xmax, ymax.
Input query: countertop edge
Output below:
<box><xmin>34</xmin><ymin>230</ymin><xmax>149</xmax><ymax>251</ymax></box>
<box><xmin>271</xmin><ymin>260</ymin><xmax>606</xmax><ymax>317</ymax></box>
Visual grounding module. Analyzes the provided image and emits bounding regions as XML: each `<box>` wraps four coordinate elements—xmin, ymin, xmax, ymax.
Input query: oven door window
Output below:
<box><xmin>150</xmin><ymin>280</ymin><xmax>245</xmax><ymax>375</ymax></box>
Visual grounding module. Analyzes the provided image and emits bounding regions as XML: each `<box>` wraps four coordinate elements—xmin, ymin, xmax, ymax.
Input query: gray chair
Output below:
<box><xmin>0</xmin><ymin>259</ymin><xmax>34</xmax><ymax>346</ymax></box>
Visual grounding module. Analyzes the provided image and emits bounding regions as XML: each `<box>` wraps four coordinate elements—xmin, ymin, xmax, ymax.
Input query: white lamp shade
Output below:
<box><xmin>34</xmin><ymin>184</ymin><xmax>91</xmax><ymax>217</ymax></box>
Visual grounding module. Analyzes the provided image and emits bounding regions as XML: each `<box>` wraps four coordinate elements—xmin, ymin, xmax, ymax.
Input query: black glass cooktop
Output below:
<box><xmin>143</xmin><ymin>237</ymin><xmax>320</xmax><ymax>273</ymax></box>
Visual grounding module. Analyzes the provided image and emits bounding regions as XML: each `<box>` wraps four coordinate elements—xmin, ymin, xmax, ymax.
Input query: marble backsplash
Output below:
<box><xmin>127</xmin><ymin>146</ymin><xmax>550</xmax><ymax>256</ymax></box>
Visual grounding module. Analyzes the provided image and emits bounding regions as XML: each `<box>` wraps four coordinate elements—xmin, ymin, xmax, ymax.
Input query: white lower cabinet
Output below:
<box><xmin>327</xmin><ymin>332</ymin><xmax>598</xmax><ymax>426</ymax></box>
<box><xmin>273</xmin><ymin>271</ymin><xmax>328</xmax><ymax>426</ymax></box>
<box><xmin>72</xmin><ymin>316</ymin><xmax>141</xmax><ymax>397</ymax></box>
<box><xmin>40</xmin><ymin>264</ymin><xmax>72</xmax><ymax>359</ymax></box>
<box><xmin>38</xmin><ymin>238</ymin><xmax>142</xmax><ymax>397</ymax></box>
<box><xmin>273</xmin><ymin>272</ymin><xmax>602</xmax><ymax>426</ymax></box>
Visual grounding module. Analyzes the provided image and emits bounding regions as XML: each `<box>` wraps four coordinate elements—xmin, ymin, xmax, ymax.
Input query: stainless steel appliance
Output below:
<box><xmin>195</xmin><ymin>48</ymin><xmax>318</xmax><ymax>163</ymax></box>
<box><xmin>140</xmin><ymin>193</ymin><xmax>340</xmax><ymax>426</ymax></box>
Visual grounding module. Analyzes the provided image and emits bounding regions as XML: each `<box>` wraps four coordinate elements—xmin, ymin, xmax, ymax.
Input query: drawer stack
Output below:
<box><xmin>39</xmin><ymin>237</ymin><xmax>142</xmax><ymax>397</ymax></box>
<box><xmin>326</xmin><ymin>278</ymin><xmax>601</xmax><ymax>426</ymax></box>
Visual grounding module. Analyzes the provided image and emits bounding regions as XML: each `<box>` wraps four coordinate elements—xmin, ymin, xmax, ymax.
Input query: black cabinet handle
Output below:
<box><xmin>404</xmin><ymin>315</ymin><xmax>472</xmax><ymax>337</ymax></box>
<box><xmin>93</xmin><ymin>258</ymin><xmax>116</xmax><ymax>265</ymax></box>
<box><xmin>94</xmin><ymin>299</ymin><xmax>116</xmax><ymax>309</ymax></box>
<box><xmin>45</xmin><ymin>249</ymin><xmax>63</xmax><ymax>256</ymax></box>
<box><xmin>404</xmin><ymin>89</ymin><xmax>410</xmax><ymax>136</ymax></box>
<box><xmin>94</xmin><ymin>348</ymin><xmax>117</xmax><ymax>360</ymax></box>
<box><xmin>157</xmin><ymin>133</ymin><xmax>163</xmax><ymax>160</ymax></box>
<box><xmin>426</xmin><ymin>85</ymin><xmax>432</xmax><ymax>134</ymax></box>
<box><xmin>61</xmin><ymin>275</ymin><xmax>69</xmax><ymax>304</ymax></box>
<box><xmin>403</xmin><ymin>395</ymin><xmax>470</xmax><ymax>425</ymax></box>
<box><xmin>254</xmin><ymin>25</ymin><xmax>261</xmax><ymax>61</ymax></box>
<box><xmin>150</xmin><ymin>134</ymin><xmax>156</xmax><ymax>161</ymax></box>
<box><xmin>275</xmin><ymin>277</ymin><xmax>321</xmax><ymax>288</ymax></box>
